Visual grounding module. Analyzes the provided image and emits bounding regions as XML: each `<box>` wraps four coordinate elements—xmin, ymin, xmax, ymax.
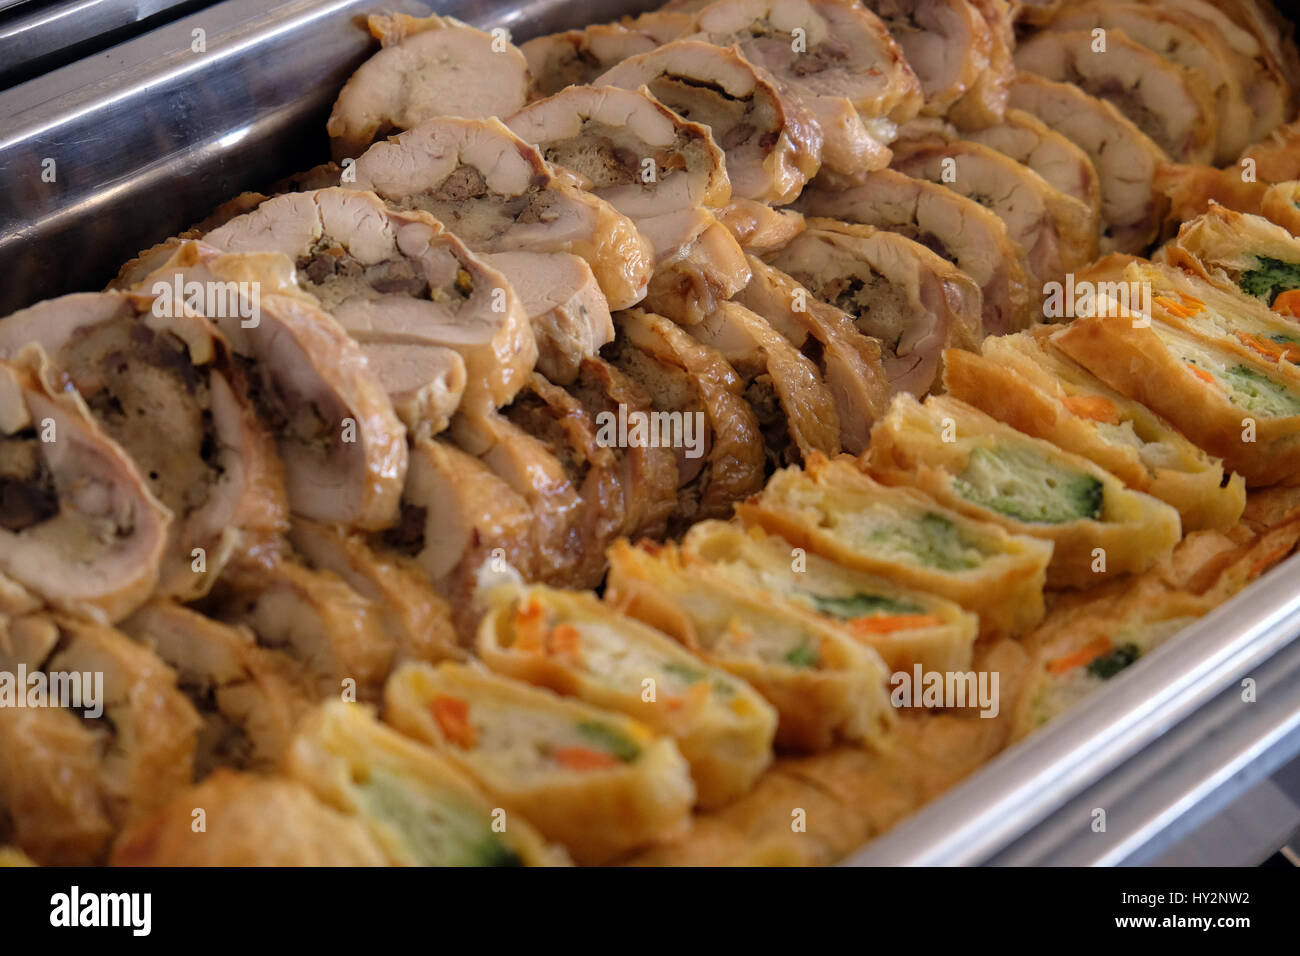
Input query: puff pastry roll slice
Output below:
<box><xmin>943</xmin><ymin>333</ymin><xmax>1246</xmax><ymax>532</ymax></box>
<box><xmin>384</xmin><ymin>662</ymin><xmax>694</xmax><ymax>863</ymax></box>
<box><xmin>286</xmin><ymin>701</ymin><xmax>567</xmax><ymax>866</ymax></box>
<box><xmin>604</xmin><ymin>540</ymin><xmax>894</xmax><ymax>752</ymax></box>
<box><xmin>112</xmin><ymin>770</ymin><xmax>388</xmax><ymax>866</ymax></box>
<box><xmin>866</xmin><ymin>394</ymin><xmax>1182</xmax><ymax>587</ymax></box>
<box><xmin>476</xmin><ymin>583</ymin><xmax>776</xmax><ymax>808</ymax></box>
<box><xmin>1053</xmin><ymin>314</ymin><xmax>1300</xmax><ymax>487</ymax></box>
<box><xmin>1130</xmin><ymin>261</ymin><xmax>1300</xmax><ymax>375</ymax></box>
<box><xmin>681</xmin><ymin>520</ymin><xmax>977</xmax><ymax>673</ymax></box>
<box><xmin>736</xmin><ymin>453</ymin><xmax>1051</xmax><ymax>637</ymax></box>
<box><xmin>1158</xmin><ymin>206</ymin><xmax>1300</xmax><ymax>318</ymax></box>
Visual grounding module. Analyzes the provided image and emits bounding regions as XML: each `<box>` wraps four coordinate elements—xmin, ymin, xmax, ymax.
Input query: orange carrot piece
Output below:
<box><xmin>513</xmin><ymin>599</ymin><xmax>546</xmax><ymax>653</ymax></box>
<box><xmin>553</xmin><ymin>747</ymin><xmax>619</xmax><ymax>771</ymax></box>
<box><xmin>1045</xmin><ymin>637</ymin><xmax>1113</xmax><ymax>675</ymax></box>
<box><xmin>1272</xmin><ymin>289</ymin><xmax>1300</xmax><ymax>317</ymax></box>
<box><xmin>548</xmin><ymin>623</ymin><xmax>582</xmax><ymax>657</ymax></box>
<box><xmin>1185</xmin><ymin>363</ymin><xmax>1216</xmax><ymax>385</ymax></box>
<box><xmin>1062</xmin><ymin>393</ymin><xmax>1121</xmax><ymax>424</ymax></box>
<box><xmin>849</xmin><ymin>613</ymin><xmax>946</xmax><ymax>636</ymax></box>
<box><xmin>431</xmin><ymin>695</ymin><xmax>476</xmax><ymax>748</ymax></box>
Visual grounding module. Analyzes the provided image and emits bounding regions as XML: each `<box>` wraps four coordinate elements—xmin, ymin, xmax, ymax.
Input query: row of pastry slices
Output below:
<box><xmin>76</xmin><ymin>205</ymin><xmax>1300</xmax><ymax>867</ymax></box>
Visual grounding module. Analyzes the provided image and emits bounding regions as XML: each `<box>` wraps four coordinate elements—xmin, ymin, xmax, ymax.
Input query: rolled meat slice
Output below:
<box><xmin>714</xmin><ymin>197</ymin><xmax>806</xmax><ymax>255</ymax></box>
<box><xmin>889</xmin><ymin>135</ymin><xmax>1099</xmax><ymax>283</ymax></box>
<box><xmin>506</xmin><ymin>84</ymin><xmax>731</xmax><ymax>219</ymax></box>
<box><xmin>119</xmin><ymin>600</ymin><xmax>315</xmax><ymax>774</ymax></box>
<box><xmin>795</xmin><ymin>170</ymin><xmax>1033</xmax><ymax>333</ymax></box>
<box><xmin>522</xmin><ymin>24</ymin><xmax>663</xmax><ymax>99</ymax></box>
<box><xmin>479</xmin><ymin>250</ymin><xmax>614</xmax><ymax>386</ymax></box>
<box><xmin>327</xmin><ymin>13</ymin><xmax>530</xmax><ymax>160</ymax></box>
<box><xmin>0</xmin><ymin>292</ymin><xmax>287</xmax><ymax>600</ymax></box>
<box><xmin>606</xmin><ymin>309</ymin><xmax>766</xmax><ymax>531</ymax></box>
<box><xmin>595</xmin><ymin>40</ymin><xmax>823</xmax><ymax>205</ymax></box>
<box><xmin>1013</xmin><ymin>28</ymin><xmax>1216</xmax><ymax>165</ymax></box>
<box><xmin>638</xmin><ymin>207</ymin><xmax>752</xmax><ymax>325</ymax></box>
<box><xmin>1008</xmin><ymin>73</ymin><xmax>1169</xmax><ymax>254</ymax></box>
<box><xmin>733</xmin><ymin>255</ymin><xmax>890</xmax><ymax>453</ymax></box>
<box><xmin>965</xmin><ymin>108</ymin><xmax>1103</xmax><ymax>225</ymax></box>
<box><xmin>202</xmin><ymin>187</ymin><xmax>536</xmax><ymax>414</ymax></box>
<box><xmin>863</xmin><ymin>0</ymin><xmax>993</xmax><ymax>119</ymax></box>
<box><xmin>690</xmin><ymin>0</ymin><xmax>925</xmax><ymax>174</ymax></box>
<box><xmin>687</xmin><ymin>300</ymin><xmax>842</xmax><ymax>465</ymax></box>
<box><xmin>764</xmin><ymin>220</ymin><xmax>982</xmax><ymax>397</ymax></box>
<box><xmin>137</xmin><ymin>243</ymin><xmax>413</xmax><ymax>528</ymax></box>
<box><xmin>946</xmin><ymin>0</ymin><xmax>1015</xmax><ymax>128</ymax></box>
<box><xmin>44</xmin><ymin>616</ymin><xmax>202</xmax><ymax>827</ymax></box>
<box><xmin>287</xmin><ymin>518</ymin><xmax>461</xmax><ymax>666</ymax></box>
<box><xmin>0</xmin><ymin>349</ymin><xmax>169</xmax><ymax>622</ymax></box>
<box><xmin>352</xmin><ymin>117</ymin><xmax>653</xmax><ymax>311</ymax></box>
<box><xmin>1038</xmin><ymin>1</ymin><xmax>1251</xmax><ymax>164</ymax></box>
<box><xmin>566</xmin><ymin>357</ymin><xmax>680</xmax><ymax>541</ymax></box>
<box><xmin>209</xmin><ymin>558</ymin><xmax>397</xmax><ymax>703</ymax></box>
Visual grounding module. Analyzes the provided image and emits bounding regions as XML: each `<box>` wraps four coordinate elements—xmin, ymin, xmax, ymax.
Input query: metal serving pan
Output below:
<box><xmin>2</xmin><ymin>0</ymin><xmax>1298</xmax><ymax>865</ymax></box>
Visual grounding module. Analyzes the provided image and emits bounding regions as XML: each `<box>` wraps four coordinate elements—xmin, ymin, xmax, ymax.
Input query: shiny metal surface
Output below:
<box><xmin>0</xmin><ymin>0</ymin><xmax>658</xmax><ymax>315</ymax></box>
<box><xmin>846</xmin><ymin>552</ymin><xmax>1300</xmax><ymax>865</ymax></box>
<box><xmin>0</xmin><ymin>0</ymin><xmax>206</xmax><ymax>88</ymax></box>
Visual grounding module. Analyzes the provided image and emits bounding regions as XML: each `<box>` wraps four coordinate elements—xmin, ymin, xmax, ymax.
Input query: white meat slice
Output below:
<box><xmin>327</xmin><ymin>14</ymin><xmax>530</xmax><ymax>160</ymax></box>
<box><xmin>714</xmin><ymin>197</ymin><xmax>806</xmax><ymax>254</ymax></box>
<box><xmin>639</xmin><ymin>207</ymin><xmax>752</xmax><ymax>325</ymax></box>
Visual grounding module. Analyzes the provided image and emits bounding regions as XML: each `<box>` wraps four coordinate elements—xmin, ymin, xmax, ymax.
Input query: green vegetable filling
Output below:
<box><xmin>783</xmin><ymin>638</ymin><xmax>820</xmax><ymax>669</ymax></box>
<box><xmin>355</xmin><ymin>768</ymin><xmax>521</xmax><ymax>866</ymax></box>
<box><xmin>1086</xmin><ymin>643</ymin><xmax>1141</xmax><ymax>680</ymax></box>
<box><xmin>809</xmin><ymin>592</ymin><xmax>923</xmax><ymax>618</ymax></box>
<box><xmin>1237</xmin><ymin>255</ymin><xmax>1300</xmax><ymax>304</ymax></box>
<box><xmin>954</xmin><ymin>445</ymin><xmax>1103</xmax><ymax>524</ymax></box>
<box><xmin>575</xmin><ymin>721</ymin><xmax>641</xmax><ymax>762</ymax></box>
<box><xmin>867</xmin><ymin>512</ymin><xmax>983</xmax><ymax>571</ymax></box>
<box><xmin>1221</xmin><ymin>363</ymin><xmax>1300</xmax><ymax>418</ymax></box>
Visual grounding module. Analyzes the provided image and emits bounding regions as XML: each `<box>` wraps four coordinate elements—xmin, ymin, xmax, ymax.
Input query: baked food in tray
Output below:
<box><xmin>3</xmin><ymin>0</ymin><xmax>1300</xmax><ymax>867</ymax></box>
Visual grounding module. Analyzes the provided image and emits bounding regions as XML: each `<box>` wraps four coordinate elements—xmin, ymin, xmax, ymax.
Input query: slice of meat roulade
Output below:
<box><xmin>795</xmin><ymin>169</ymin><xmax>1034</xmax><ymax>333</ymax></box>
<box><xmin>595</xmin><ymin>40</ymin><xmax>824</xmax><ymax>205</ymax></box>
<box><xmin>327</xmin><ymin>14</ymin><xmax>530</xmax><ymax>160</ymax></box>
<box><xmin>0</xmin><ymin>351</ymin><xmax>170</xmax><ymax>623</ymax></box>
<box><xmin>764</xmin><ymin>220</ymin><xmax>982</xmax><ymax>397</ymax></box>
<box><xmin>1007</xmin><ymin>73</ymin><xmax>1169</xmax><ymax>254</ymax></box>
<box><xmin>352</xmin><ymin>117</ymin><xmax>654</xmax><ymax>312</ymax></box>
<box><xmin>202</xmin><ymin>187</ymin><xmax>536</xmax><ymax>415</ymax></box>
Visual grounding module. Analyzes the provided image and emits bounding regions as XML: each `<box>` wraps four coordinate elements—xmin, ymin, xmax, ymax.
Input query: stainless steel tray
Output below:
<box><xmin>2</xmin><ymin>0</ymin><xmax>1298</xmax><ymax>865</ymax></box>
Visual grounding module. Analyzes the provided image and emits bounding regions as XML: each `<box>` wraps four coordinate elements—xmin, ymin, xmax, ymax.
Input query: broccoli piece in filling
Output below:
<box><xmin>1238</xmin><ymin>255</ymin><xmax>1300</xmax><ymax>305</ymax></box>
<box><xmin>1086</xmin><ymin>643</ymin><xmax>1140</xmax><ymax>679</ymax></box>
<box><xmin>809</xmin><ymin>592</ymin><xmax>923</xmax><ymax>618</ymax></box>
<box><xmin>954</xmin><ymin>445</ymin><xmax>1104</xmax><ymax>524</ymax></box>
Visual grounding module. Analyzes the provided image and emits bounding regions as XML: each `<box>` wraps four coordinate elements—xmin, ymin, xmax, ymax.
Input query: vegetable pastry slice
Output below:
<box><xmin>943</xmin><ymin>333</ymin><xmax>1246</xmax><ymax>532</ymax></box>
<box><xmin>681</xmin><ymin>520</ymin><xmax>978</xmax><ymax>672</ymax></box>
<box><xmin>1124</xmin><ymin>260</ymin><xmax>1300</xmax><ymax>376</ymax></box>
<box><xmin>1052</xmin><ymin>311</ymin><xmax>1300</xmax><ymax>487</ymax></box>
<box><xmin>286</xmin><ymin>701</ymin><xmax>567</xmax><ymax>866</ymax></box>
<box><xmin>384</xmin><ymin>662</ymin><xmax>695</xmax><ymax>864</ymax></box>
<box><xmin>604</xmin><ymin>540</ymin><xmax>894</xmax><ymax>752</ymax></box>
<box><xmin>1157</xmin><ymin>206</ymin><xmax>1300</xmax><ymax>319</ymax></box>
<box><xmin>865</xmin><ymin>394</ymin><xmax>1182</xmax><ymax>588</ymax></box>
<box><xmin>476</xmin><ymin>583</ymin><xmax>777</xmax><ymax>808</ymax></box>
<box><xmin>735</xmin><ymin>452</ymin><xmax>1051</xmax><ymax>638</ymax></box>
<box><xmin>112</xmin><ymin>770</ymin><xmax>389</xmax><ymax>866</ymax></box>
